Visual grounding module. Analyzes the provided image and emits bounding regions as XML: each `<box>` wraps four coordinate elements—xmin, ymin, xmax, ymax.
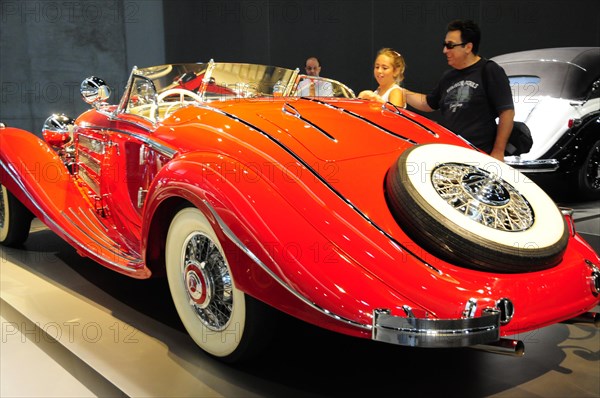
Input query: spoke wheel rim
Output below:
<box><xmin>181</xmin><ymin>232</ymin><xmax>233</xmax><ymax>331</ymax></box>
<box><xmin>585</xmin><ymin>143</ymin><xmax>600</xmax><ymax>190</ymax></box>
<box><xmin>432</xmin><ymin>163</ymin><xmax>534</xmax><ymax>232</ymax></box>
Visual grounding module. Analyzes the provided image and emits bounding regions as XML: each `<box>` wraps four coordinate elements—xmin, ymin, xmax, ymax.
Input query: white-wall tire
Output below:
<box><xmin>386</xmin><ymin>144</ymin><xmax>568</xmax><ymax>273</ymax></box>
<box><xmin>165</xmin><ymin>207</ymin><xmax>269</xmax><ymax>362</ymax></box>
<box><xmin>0</xmin><ymin>184</ymin><xmax>32</xmax><ymax>247</ymax></box>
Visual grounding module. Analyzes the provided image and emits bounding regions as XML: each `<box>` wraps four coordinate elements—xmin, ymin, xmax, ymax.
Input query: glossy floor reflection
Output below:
<box><xmin>1</xmin><ymin>200</ymin><xmax>599</xmax><ymax>397</ymax></box>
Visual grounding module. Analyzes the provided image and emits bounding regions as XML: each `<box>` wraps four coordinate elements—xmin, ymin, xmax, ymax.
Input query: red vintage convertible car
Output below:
<box><xmin>1</xmin><ymin>62</ymin><xmax>598</xmax><ymax>362</ymax></box>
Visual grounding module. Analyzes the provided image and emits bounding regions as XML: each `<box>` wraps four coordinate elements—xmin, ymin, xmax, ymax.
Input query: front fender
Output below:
<box><xmin>0</xmin><ymin>126</ymin><xmax>71</xmax><ymax>219</ymax></box>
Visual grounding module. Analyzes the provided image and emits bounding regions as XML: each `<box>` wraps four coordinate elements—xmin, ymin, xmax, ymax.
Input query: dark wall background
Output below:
<box><xmin>164</xmin><ymin>0</ymin><xmax>600</xmax><ymax>103</ymax></box>
<box><xmin>1</xmin><ymin>0</ymin><xmax>599</xmax><ymax>134</ymax></box>
<box><xmin>0</xmin><ymin>0</ymin><xmax>165</xmax><ymax>133</ymax></box>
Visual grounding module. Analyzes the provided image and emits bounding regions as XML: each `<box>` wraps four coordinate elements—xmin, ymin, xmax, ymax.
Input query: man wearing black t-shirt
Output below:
<box><xmin>406</xmin><ymin>20</ymin><xmax>514</xmax><ymax>161</ymax></box>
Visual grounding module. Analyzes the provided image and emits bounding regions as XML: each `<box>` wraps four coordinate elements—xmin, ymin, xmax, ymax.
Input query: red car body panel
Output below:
<box><xmin>1</xmin><ymin>75</ymin><xmax>598</xmax><ymax>345</ymax></box>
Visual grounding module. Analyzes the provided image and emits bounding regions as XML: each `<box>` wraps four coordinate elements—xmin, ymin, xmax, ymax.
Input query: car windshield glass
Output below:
<box><xmin>135</xmin><ymin>62</ymin><xmax>298</xmax><ymax>100</ymax></box>
<box><xmin>122</xmin><ymin>62</ymin><xmax>355</xmax><ymax>121</ymax></box>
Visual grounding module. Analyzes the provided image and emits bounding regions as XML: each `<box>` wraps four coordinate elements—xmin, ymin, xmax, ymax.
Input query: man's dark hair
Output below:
<box><xmin>447</xmin><ymin>19</ymin><xmax>481</xmax><ymax>54</ymax></box>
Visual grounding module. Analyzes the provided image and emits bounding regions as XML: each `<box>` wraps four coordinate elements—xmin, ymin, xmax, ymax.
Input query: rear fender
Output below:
<box><xmin>141</xmin><ymin>151</ymin><xmax>427</xmax><ymax>336</ymax></box>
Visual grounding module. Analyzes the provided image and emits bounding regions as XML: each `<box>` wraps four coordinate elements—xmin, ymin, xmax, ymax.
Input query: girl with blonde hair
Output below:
<box><xmin>358</xmin><ymin>48</ymin><xmax>406</xmax><ymax>108</ymax></box>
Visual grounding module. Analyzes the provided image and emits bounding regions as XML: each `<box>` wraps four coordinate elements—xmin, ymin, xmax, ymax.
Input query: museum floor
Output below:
<box><xmin>1</xmin><ymin>199</ymin><xmax>599</xmax><ymax>398</ymax></box>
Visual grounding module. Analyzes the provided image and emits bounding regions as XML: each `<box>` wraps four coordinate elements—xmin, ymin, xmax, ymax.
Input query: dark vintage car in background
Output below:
<box><xmin>1</xmin><ymin>61</ymin><xmax>599</xmax><ymax>363</ymax></box>
<box><xmin>493</xmin><ymin>47</ymin><xmax>600</xmax><ymax>199</ymax></box>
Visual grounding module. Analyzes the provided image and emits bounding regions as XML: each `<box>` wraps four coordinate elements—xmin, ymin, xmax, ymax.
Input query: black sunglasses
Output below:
<box><xmin>443</xmin><ymin>42</ymin><xmax>467</xmax><ymax>49</ymax></box>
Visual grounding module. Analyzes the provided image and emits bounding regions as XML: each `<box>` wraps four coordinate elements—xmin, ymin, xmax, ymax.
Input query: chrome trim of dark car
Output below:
<box><xmin>505</xmin><ymin>158</ymin><xmax>560</xmax><ymax>172</ymax></box>
<box><xmin>372</xmin><ymin>308</ymin><xmax>501</xmax><ymax>348</ymax></box>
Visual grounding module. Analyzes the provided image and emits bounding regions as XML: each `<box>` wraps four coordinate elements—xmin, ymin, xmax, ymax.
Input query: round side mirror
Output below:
<box><xmin>80</xmin><ymin>76</ymin><xmax>111</xmax><ymax>105</ymax></box>
<box><xmin>42</xmin><ymin>114</ymin><xmax>74</xmax><ymax>147</ymax></box>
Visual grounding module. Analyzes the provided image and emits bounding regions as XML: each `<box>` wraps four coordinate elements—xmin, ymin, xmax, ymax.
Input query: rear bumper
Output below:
<box><xmin>372</xmin><ymin>309</ymin><xmax>500</xmax><ymax>348</ymax></box>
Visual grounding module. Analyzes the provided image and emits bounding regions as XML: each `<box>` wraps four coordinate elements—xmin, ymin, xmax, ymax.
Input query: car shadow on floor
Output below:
<box><xmin>10</xmin><ymin>226</ymin><xmax>599</xmax><ymax>398</ymax></box>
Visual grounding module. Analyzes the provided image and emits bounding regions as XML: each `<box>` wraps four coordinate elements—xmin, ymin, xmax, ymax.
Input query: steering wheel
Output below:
<box><xmin>157</xmin><ymin>88</ymin><xmax>203</xmax><ymax>103</ymax></box>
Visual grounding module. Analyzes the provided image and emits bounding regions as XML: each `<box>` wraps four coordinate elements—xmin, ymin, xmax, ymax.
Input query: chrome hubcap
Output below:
<box><xmin>184</xmin><ymin>260</ymin><xmax>213</xmax><ymax>309</ymax></box>
<box><xmin>462</xmin><ymin>171</ymin><xmax>511</xmax><ymax>206</ymax></box>
<box><xmin>182</xmin><ymin>232</ymin><xmax>233</xmax><ymax>331</ymax></box>
<box><xmin>432</xmin><ymin>163</ymin><xmax>534</xmax><ymax>231</ymax></box>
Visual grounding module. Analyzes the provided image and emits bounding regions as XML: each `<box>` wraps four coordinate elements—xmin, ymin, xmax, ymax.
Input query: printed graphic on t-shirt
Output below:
<box><xmin>445</xmin><ymin>80</ymin><xmax>479</xmax><ymax>113</ymax></box>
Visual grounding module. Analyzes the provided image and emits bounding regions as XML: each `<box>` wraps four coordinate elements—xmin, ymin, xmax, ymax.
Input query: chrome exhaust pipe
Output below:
<box><xmin>561</xmin><ymin>312</ymin><xmax>600</xmax><ymax>327</ymax></box>
<box><xmin>471</xmin><ymin>338</ymin><xmax>525</xmax><ymax>357</ymax></box>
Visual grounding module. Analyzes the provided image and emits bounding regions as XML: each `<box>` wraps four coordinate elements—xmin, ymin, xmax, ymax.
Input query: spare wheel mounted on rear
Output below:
<box><xmin>385</xmin><ymin>144</ymin><xmax>568</xmax><ymax>273</ymax></box>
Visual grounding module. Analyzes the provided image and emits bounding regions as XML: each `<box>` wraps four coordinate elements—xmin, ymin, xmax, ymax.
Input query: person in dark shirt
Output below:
<box><xmin>405</xmin><ymin>19</ymin><xmax>514</xmax><ymax>161</ymax></box>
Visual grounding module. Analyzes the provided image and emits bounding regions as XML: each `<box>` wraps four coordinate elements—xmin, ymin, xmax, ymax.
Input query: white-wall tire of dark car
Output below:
<box><xmin>0</xmin><ymin>184</ymin><xmax>33</xmax><ymax>247</ymax></box>
<box><xmin>165</xmin><ymin>207</ymin><xmax>271</xmax><ymax>363</ymax></box>
<box><xmin>386</xmin><ymin>144</ymin><xmax>569</xmax><ymax>273</ymax></box>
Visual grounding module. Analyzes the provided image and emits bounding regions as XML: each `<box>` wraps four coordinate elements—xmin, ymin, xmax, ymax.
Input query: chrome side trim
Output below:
<box><xmin>383</xmin><ymin>103</ymin><xmax>440</xmax><ymax>138</ymax></box>
<box><xmin>0</xmin><ymin>160</ymin><xmax>140</xmax><ymax>272</ymax></box>
<box><xmin>77</xmin><ymin>124</ymin><xmax>177</xmax><ymax>159</ymax></box>
<box><xmin>78</xmin><ymin>151</ymin><xmax>101</xmax><ymax>175</ymax></box>
<box><xmin>77</xmin><ymin>134</ymin><xmax>105</xmax><ymax>155</ymax></box>
<box><xmin>78</xmin><ymin>168</ymin><xmax>100</xmax><ymax>196</ymax></box>
<box><xmin>62</xmin><ymin>209</ymin><xmax>140</xmax><ymax>263</ymax></box>
<box><xmin>202</xmin><ymin>199</ymin><xmax>371</xmax><ymax>331</ymax></box>
<box><xmin>205</xmin><ymin>198</ymin><xmax>505</xmax><ymax>349</ymax></box>
<box><xmin>505</xmin><ymin>158</ymin><xmax>560</xmax><ymax>173</ymax></box>
<box><xmin>373</xmin><ymin>308</ymin><xmax>500</xmax><ymax>348</ymax></box>
<box><xmin>304</xmin><ymin>97</ymin><xmax>419</xmax><ymax>145</ymax></box>
<box><xmin>214</xmin><ymin>107</ymin><xmax>442</xmax><ymax>274</ymax></box>
<box><xmin>279</xmin><ymin>102</ymin><xmax>337</xmax><ymax>141</ymax></box>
